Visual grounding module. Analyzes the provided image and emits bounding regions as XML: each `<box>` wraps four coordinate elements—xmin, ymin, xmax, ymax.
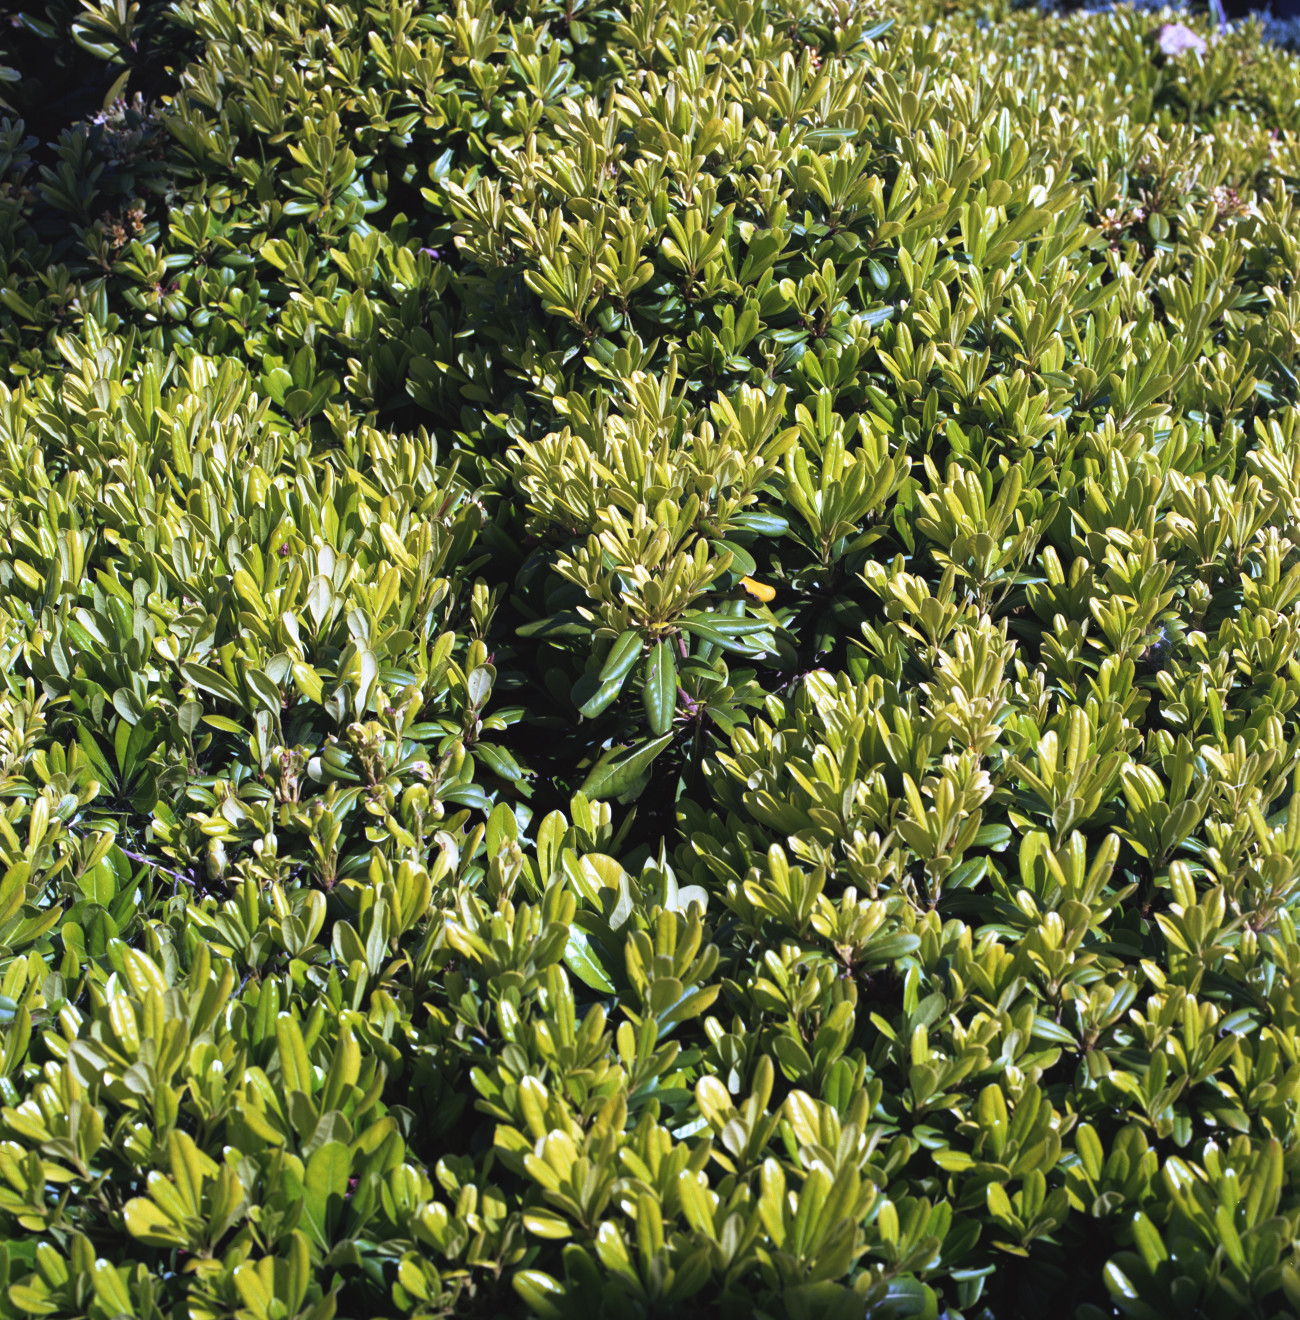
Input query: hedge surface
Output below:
<box><xmin>3</xmin><ymin>0</ymin><xmax>1300</xmax><ymax>1315</ymax></box>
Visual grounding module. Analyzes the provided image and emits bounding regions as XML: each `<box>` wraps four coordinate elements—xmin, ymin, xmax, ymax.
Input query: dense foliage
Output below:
<box><xmin>4</xmin><ymin>0</ymin><xmax>1300</xmax><ymax>1314</ymax></box>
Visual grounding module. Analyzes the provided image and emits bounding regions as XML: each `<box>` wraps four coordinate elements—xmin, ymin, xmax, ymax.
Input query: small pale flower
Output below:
<box><xmin>1157</xmin><ymin>23</ymin><xmax>1207</xmax><ymax>57</ymax></box>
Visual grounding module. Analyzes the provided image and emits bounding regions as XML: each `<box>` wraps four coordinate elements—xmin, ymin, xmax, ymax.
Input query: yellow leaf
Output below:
<box><xmin>740</xmin><ymin>576</ymin><xmax>776</xmax><ymax>603</ymax></box>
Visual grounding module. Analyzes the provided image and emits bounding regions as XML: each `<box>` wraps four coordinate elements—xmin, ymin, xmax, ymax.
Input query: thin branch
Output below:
<box><xmin>115</xmin><ymin>846</ymin><xmax>195</xmax><ymax>890</ymax></box>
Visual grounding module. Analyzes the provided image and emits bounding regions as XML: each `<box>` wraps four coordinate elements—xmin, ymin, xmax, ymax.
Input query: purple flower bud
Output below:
<box><xmin>1157</xmin><ymin>23</ymin><xmax>1206</xmax><ymax>57</ymax></box>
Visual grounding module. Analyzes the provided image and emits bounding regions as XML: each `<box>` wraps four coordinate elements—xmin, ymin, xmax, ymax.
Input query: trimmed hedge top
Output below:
<box><xmin>4</xmin><ymin>0</ymin><xmax>1300</xmax><ymax>1316</ymax></box>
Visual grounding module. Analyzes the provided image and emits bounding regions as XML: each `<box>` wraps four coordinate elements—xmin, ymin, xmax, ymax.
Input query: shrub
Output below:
<box><xmin>3</xmin><ymin>0</ymin><xmax>1300</xmax><ymax>1316</ymax></box>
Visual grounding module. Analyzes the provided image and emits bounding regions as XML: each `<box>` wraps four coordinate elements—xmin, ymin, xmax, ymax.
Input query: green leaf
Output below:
<box><xmin>717</xmin><ymin>539</ymin><xmax>757</xmax><ymax>576</ymax></box>
<box><xmin>579</xmin><ymin>733</ymin><xmax>674</xmax><ymax>801</ymax></box>
<box><xmin>513</xmin><ymin>1271</ymin><xmax>567</xmax><ymax>1319</ymax></box>
<box><xmin>182</xmin><ymin>663</ymin><xmax>244</xmax><ymax>709</ymax></box>
<box><xmin>564</xmin><ymin>928</ymin><xmax>616</xmax><ymax>992</ymax></box>
<box><xmin>245</xmin><ymin>669</ymin><xmax>284</xmax><ymax>718</ymax></box>
<box><xmin>599</xmin><ymin>630</ymin><xmax>644</xmax><ymax>683</ymax></box>
<box><xmin>642</xmin><ymin>640</ymin><xmax>677</xmax><ymax>736</ymax></box>
<box><xmin>203</xmin><ymin>714</ymin><xmax>249</xmax><ymax>735</ymax></box>
<box><xmin>1131</xmin><ymin>1212</ymin><xmax>1168</xmax><ymax>1272</ymax></box>
<box><xmin>1030</xmin><ymin>1017</ymin><xmax>1076</xmax><ymax>1044</ymax></box>
<box><xmin>728</xmin><ymin>512</ymin><xmax>790</xmax><ymax>536</ymax></box>
<box><xmin>302</xmin><ymin>1141</ymin><xmax>350</xmax><ymax>1249</ymax></box>
<box><xmin>523</xmin><ymin>1209</ymin><xmax>573</xmax><ymax>1239</ymax></box>
<box><xmin>576</xmin><ymin>672</ymin><xmax>628</xmax><ymax>719</ymax></box>
<box><xmin>517</xmin><ymin>612</ymin><xmax>591</xmax><ymax>639</ymax></box>
<box><xmin>679</xmin><ymin>612</ymin><xmax>765</xmax><ymax>638</ymax></box>
<box><xmin>0</xmin><ymin>863</ymin><xmax>28</xmax><ymax>925</ymax></box>
<box><xmin>123</xmin><ymin>1198</ymin><xmax>186</xmax><ymax>1248</ymax></box>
